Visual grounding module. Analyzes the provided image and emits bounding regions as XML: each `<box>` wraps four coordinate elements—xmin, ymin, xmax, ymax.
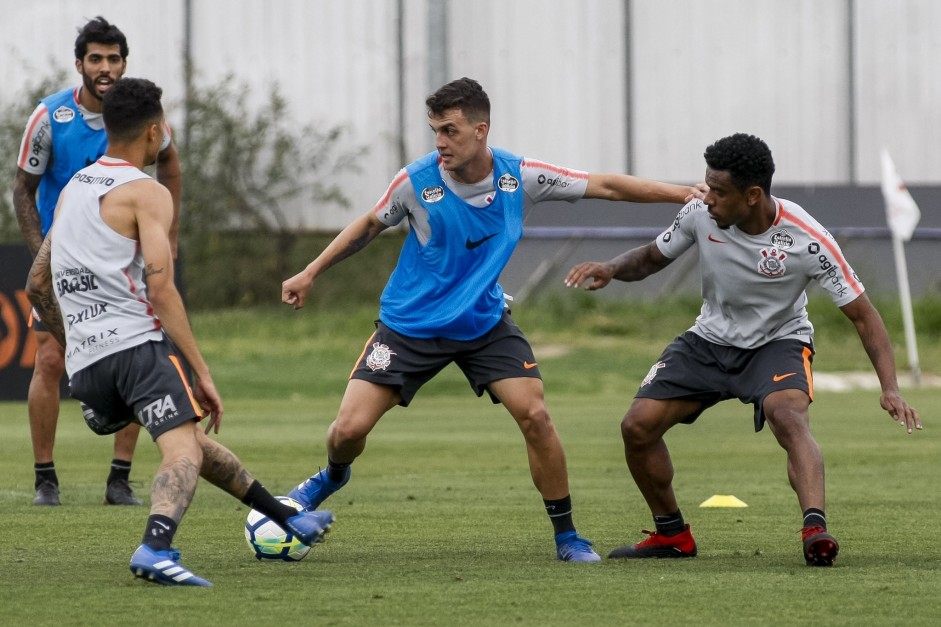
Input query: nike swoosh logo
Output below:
<box><xmin>155</xmin><ymin>521</ymin><xmax>170</xmax><ymax>530</ymax></box>
<box><xmin>707</xmin><ymin>234</ymin><xmax>726</xmax><ymax>243</ymax></box>
<box><xmin>466</xmin><ymin>233</ymin><xmax>499</xmax><ymax>249</ymax></box>
<box><xmin>773</xmin><ymin>373</ymin><xmax>797</xmax><ymax>382</ymax></box>
<box><xmin>523</xmin><ymin>361</ymin><xmax>538</xmax><ymax>369</ymax></box>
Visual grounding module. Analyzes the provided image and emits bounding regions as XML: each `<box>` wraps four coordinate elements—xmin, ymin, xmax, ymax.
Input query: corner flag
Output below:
<box><xmin>881</xmin><ymin>150</ymin><xmax>921</xmax><ymax>241</ymax></box>
<box><xmin>880</xmin><ymin>149</ymin><xmax>921</xmax><ymax>386</ymax></box>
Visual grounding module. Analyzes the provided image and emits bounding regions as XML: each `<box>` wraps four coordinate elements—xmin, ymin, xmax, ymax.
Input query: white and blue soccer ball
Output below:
<box><xmin>244</xmin><ymin>496</ymin><xmax>311</xmax><ymax>561</ymax></box>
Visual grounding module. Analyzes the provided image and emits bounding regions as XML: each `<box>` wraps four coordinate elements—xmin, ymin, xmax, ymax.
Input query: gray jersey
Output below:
<box><xmin>50</xmin><ymin>158</ymin><xmax>165</xmax><ymax>377</ymax></box>
<box><xmin>657</xmin><ymin>197</ymin><xmax>864</xmax><ymax>349</ymax></box>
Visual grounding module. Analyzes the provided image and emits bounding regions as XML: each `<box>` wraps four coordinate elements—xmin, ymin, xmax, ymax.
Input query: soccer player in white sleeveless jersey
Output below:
<box><xmin>14</xmin><ymin>16</ymin><xmax>182</xmax><ymax>507</ymax></box>
<box><xmin>565</xmin><ymin>133</ymin><xmax>922</xmax><ymax>566</ymax></box>
<box><xmin>27</xmin><ymin>78</ymin><xmax>334</xmax><ymax>586</ymax></box>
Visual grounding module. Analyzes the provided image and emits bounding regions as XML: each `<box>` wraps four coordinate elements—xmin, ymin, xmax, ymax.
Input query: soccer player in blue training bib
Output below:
<box><xmin>282</xmin><ymin>77</ymin><xmax>706</xmax><ymax>562</ymax></box>
<box><xmin>565</xmin><ymin>133</ymin><xmax>922</xmax><ymax>566</ymax></box>
<box><xmin>14</xmin><ymin>16</ymin><xmax>183</xmax><ymax>507</ymax></box>
<box><xmin>27</xmin><ymin>78</ymin><xmax>334</xmax><ymax>586</ymax></box>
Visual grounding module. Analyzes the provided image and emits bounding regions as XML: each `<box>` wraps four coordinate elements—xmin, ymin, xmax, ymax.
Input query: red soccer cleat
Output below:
<box><xmin>608</xmin><ymin>523</ymin><xmax>698</xmax><ymax>559</ymax></box>
<box><xmin>802</xmin><ymin>525</ymin><xmax>840</xmax><ymax>566</ymax></box>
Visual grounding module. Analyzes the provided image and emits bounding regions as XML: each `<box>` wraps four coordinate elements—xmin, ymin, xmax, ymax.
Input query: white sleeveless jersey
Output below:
<box><xmin>657</xmin><ymin>197</ymin><xmax>865</xmax><ymax>349</ymax></box>
<box><xmin>50</xmin><ymin>157</ymin><xmax>164</xmax><ymax>377</ymax></box>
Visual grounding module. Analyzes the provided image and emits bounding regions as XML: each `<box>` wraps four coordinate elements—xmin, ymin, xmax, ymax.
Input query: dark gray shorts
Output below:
<box><xmin>69</xmin><ymin>338</ymin><xmax>204</xmax><ymax>440</ymax></box>
<box><xmin>350</xmin><ymin>310</ymin><xmax>541</xmax><ymax>406</ymax></box>
<box><xmin>30</xmin><ymin>308</ymin><xmax>48</xmax><ymax>333</ymax></box>
<box><xmin>635</xmin><ymin>331</ymin><xmax>815</xmax><ymax>431</ymax></box>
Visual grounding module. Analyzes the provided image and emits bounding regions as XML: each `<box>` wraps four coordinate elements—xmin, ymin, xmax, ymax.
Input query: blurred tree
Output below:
<box><xmin>178</xmin><ymin>74</ymin><xmax>365</xmax><ymax>306</ymax></box>
<box><xmin>0</xmin><ymin>71</ymin><xmax>69</xmax><ymax>243</ymax></box>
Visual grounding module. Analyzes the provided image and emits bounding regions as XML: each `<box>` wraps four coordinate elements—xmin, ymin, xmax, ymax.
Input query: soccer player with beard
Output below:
<box><xmin>13</xmin><ymin>16</ymin><xmax>182</xmax><ymax>507</ymax></box>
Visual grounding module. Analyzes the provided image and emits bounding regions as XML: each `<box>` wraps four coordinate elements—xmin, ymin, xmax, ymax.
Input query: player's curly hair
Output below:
<box><xmin>75</xmin><ymin>16</ymin><xmax>128</xmax><ymax>60</ymax></box>
<box><xmin>704</xmin><ymin>133</ymin><xmax>775</xmax><ymax>194</ymax></box>
<box><xmin>102</xmin><ymin>78</ymin><xmax>163</xmax><ymax>143</ymax></box>
<box><xmin>426</xmin><ymin>77</ymin><xmax>490</xmax><ymax>124</ymax></box>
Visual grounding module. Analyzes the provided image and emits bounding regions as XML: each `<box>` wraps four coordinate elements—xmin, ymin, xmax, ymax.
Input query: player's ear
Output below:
<box><xmin>745</xmin><ymin>185</ymin><xmax>764</xmax><ymax>206</ymax></box>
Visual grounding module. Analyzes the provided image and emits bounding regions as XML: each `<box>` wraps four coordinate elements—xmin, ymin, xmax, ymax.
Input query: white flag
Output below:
<box><xmin>881</xmin><ymin>149</ymin><xmax>921</xmax><ymax>241</ymax></box>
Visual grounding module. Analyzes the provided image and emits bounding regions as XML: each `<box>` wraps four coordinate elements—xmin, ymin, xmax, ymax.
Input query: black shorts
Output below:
<box><xmin>30</xmin><ymin>308</ymin><xmax>48</xmax><ymax>333</ymax></box>
<box><xmin>69</xmin><ymin>338</ymin><xmax>204</xmax><ymax>440</ymax></box>
<box><xmin>635</xmin><ymin>331</ymin><xmax>814</xmax><ymax>431</ymax></box>
<box><xmin>350</xmin><ymin>310</ymin><xmax>541</xmax><ymax>407</ymax></box>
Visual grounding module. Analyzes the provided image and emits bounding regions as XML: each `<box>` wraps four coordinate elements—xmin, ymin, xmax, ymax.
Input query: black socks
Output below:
<box><xmin>803</xmin><ymin>508</ymin><xmax>827</xmax><ymax>530</ymax></box>
<box><xmin>142</xmin><ymin>515</ymin><xmax>177</xmax><ymax>552</ymax></box>
<box><xmin>241</xmin><ymin>480</ymin><xmax>299</xmax><ymax>527</ymax></box>
<box><xmin>326</xmin><ymin>459</ymin><xmax>351</xmax><ymax>484</ymax></box>
<box><xmin>653</xmin><ymin>510</ymin><xmax>687</xmax><ymax>537</ymax></box>
<box><xmin>106</xmin><ymin>459</ymin><xmax>132</xmax><ymax>485</ymax></box>
<box><xmin>34</xmin><ymin>462</ymin><xmax>58</xmax><ymax>489</ymax></box>
<box><xmin>544</xmin><ymin>496</ymin><xmax>575</xmax><ymax>535</ymax></box>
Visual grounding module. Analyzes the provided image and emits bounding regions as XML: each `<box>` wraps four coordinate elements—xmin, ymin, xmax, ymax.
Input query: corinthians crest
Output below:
<box><xmin>642</xmin><ymin>361</ymin><xmax>666</xmax><ymax>386</ymax></box>
<box><xmin>365</xmin><ymin>342</ymin><xmax>396</xmax><ymax>371</ymax></box>
<box><xmin>757</xmin><ymin>247</ymin><xmax>787</xmax><ymax>277</ymax></box>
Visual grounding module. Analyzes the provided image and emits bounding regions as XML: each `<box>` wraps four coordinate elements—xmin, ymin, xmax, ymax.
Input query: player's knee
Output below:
<box><xmin>33</xmin><ymin>343</ymin><xmax>65</xmax><ymax>379</ymax></box>
<box><xmin>328</xmin><ymin>417</ymin><xmax>369</xmax><ymax>447</ymax></box>
<box><xmin>620</xmin><ymin>412</ymin><xmax>653</xmax><ymax>447</ymax></box>
<box><xmin>514</xmin><ymin>404</ymin><xmax>553</xmax><ymax>440</ymax></box>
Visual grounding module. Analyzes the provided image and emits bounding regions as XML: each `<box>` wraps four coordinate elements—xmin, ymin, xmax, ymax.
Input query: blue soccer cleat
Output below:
<box><xmin>288</xmin><ymin>467</ymin><xmax>350</xmax><ymax>510</ymax></box>
<box><xmin>129</xmin><ymin>545</ymin><xmax>212</xmax><ymax>587</ymax></box>
<box><xmin>555</xmin><ymin>530</ymin><xmax>602</xmax><ymax>562</ymax></box>
<box><xmin>284</xmin><ymin>509</ymin><xmax>335</xmax><ymax>546</ymax></box>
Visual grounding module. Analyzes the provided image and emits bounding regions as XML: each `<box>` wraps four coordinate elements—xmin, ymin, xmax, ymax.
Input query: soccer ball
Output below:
<box><xmin>244</xmin><ymin>496</ymin><xmax>311</xmax><ymax>561</ymax></box>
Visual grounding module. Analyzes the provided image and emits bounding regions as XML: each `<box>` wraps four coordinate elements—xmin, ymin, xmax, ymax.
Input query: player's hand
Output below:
<box><xmin>565</xmin><ymin>261</ymin><xmax>614</xmax><ymax>291</ymax></box>
<box><xmin>282</xmin><ymin>271</ymin><xmax>313</xmax><ymax>310</ymax></box>
<box><xmin>193</xmin><ymin>375</ymin><xmax>224</xmax><ymax>434</ymax></box>
<box><xmin>685</xmin><ymin>182</ymin><xmax>709</xmax><ymax>203</ymax></box>
<box><xmin>880</xmin><ymin>390</ymin><xmax>922</xmax><ymax>434</ymax></box>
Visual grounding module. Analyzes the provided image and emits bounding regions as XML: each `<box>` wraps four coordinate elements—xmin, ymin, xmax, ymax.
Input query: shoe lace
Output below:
<box><xmin>635</xmin><ymin>529</ymin><xmax>662</xmax><ymax>546</ymax></box>
<box><xmin>801</xmin><ymin>525</ymin><xmax>827</xmax><ymax>541</ymax></box>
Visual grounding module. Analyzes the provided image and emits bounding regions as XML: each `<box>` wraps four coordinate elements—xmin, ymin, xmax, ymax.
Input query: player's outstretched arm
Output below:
<box><xmin>565</xmin><ymin>241</ymin><xmax>673</xmax><ymax>290</ymax></box>
<box><xmin>839</xmin><ymin>294</ymin><xmax>922</xmax><ymax>434</ymax></box>
<box><xmin>282</xmin><ymin>210</ymin><xmax>388</xmax><ymax>310</ymax></box>
<box><xmin>584</xmin><ymin>173</ymin><xmax>707</xmax><ymax>204</ymax></box>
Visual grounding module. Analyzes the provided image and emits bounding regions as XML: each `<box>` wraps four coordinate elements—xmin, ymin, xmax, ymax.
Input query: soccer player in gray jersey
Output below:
<box><xmin>565</xmin><ymin>133</ymin><xmax>921</xmax><ymax>566</ymax></box>
<box><xmin>26</xmin><ymin>78</ymin><xmax>333</xmax><ymax>586</ymax></box>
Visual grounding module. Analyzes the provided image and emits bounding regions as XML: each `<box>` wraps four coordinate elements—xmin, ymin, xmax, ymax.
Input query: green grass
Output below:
<box><xmin>1</xmin><ymin>302</ymin><xmax>939</xmax><ymax>626</ymax></box>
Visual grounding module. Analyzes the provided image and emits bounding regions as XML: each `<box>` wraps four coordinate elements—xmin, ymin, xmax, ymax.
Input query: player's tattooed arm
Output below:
<box><xmin>144</xmin><ymin>263</ymin><xmax>166</xmax><ymax>278</ymax></box>
<box><xmin>13</xmin><ymin>169</ymin><xmax>44</xmax><ymax>256</ymax></box>
<box><xmin>25</xmin><ymin>235</ymin><xmax>67</xmax><ymax>347</ymax></box>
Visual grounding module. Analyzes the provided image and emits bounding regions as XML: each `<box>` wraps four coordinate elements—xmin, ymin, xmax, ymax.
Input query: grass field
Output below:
<box><xmin>1</xmin><ymin>302</ymin><xmax>938</xmax><ymax>626</ymax></box>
